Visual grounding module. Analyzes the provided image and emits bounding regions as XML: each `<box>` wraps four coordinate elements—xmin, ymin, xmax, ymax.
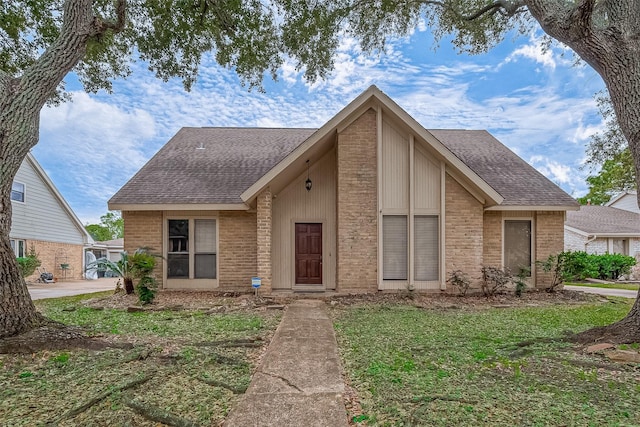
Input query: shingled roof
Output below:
<box><xmin>431</xmin><ymin>129</ymin><xmax>578</xmax><ymax>208</ymax></box>
<box><xmin>110</xmin><ymin>125</ymin><xmax>578</xmax><ymax>209</ymax></box>
<box><xmin>110</xmin><ymin>127</ymin><xmax>316</xmax><ymax>205</ymax></box>
<box><xmin>565</xmin><ymin>205</ymin><xmax>640</xmax><ymax>235</ymax></box>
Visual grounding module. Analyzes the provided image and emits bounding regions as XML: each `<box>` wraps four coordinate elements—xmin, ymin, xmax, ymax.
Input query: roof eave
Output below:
<box><xmin>109</xmin><ymin>202</ymin><xmax>250</xmax><ymax>211</ymax></box>
<box><xmin>485</xmin><ymin>204</ymin><xmax>580</xmax><ymax>211</ymax></box>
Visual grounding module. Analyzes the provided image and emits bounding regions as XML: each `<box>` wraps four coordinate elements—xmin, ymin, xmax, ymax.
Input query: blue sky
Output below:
<box><xmin>33</xmin><ymin>26</ymin><xmax>606</xmax><ymax>224</ymax></box>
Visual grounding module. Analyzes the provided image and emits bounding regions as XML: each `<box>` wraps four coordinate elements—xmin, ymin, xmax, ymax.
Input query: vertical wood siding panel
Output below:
<box><xmin>414</xmin><ymin>146</ymin><xmax>441</xmax><ymax>212</ymax></box>
<box><xmin>382</xmin><ymin>120</ymin><xmax>409</xmax><ymax>210</ymax></box>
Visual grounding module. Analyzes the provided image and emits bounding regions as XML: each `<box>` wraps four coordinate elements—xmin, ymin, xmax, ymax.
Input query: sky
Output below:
<box><xmin>31</xmin><ymin>25</ymin><xmax>607</xmax><ymax>225</ymax></box>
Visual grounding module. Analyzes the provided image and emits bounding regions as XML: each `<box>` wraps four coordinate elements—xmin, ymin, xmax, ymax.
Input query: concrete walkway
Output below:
<box><xmin>27</xmin><ymin>278</ymin><xmax>118</xmax><ymax>300</ymax></box>
<box><xmin>564</xmin><ymin>285</ymin><xmax>638</xmax><ymax>299</ymax></box>
<box><xmin>225</xmin><ymin>300</ymin><xmax>348</xmax><ymax>427</ymax></box>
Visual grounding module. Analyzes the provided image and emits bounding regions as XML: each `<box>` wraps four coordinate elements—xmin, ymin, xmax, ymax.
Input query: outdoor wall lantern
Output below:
<box><xmin>305</xmin><ymin>159</ymin><xmax>312</xmax><ymax>192</ymax></box>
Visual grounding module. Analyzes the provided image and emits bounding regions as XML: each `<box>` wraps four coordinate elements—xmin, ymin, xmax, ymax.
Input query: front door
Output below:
<box><xmin>295</xmin><ymin>223</ymin><xmax>322</xmax><ymax>284</ymax></box>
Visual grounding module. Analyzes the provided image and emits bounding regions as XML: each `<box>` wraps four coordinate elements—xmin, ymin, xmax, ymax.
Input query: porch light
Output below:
<box><xmin>305</xmin><ymin>159</ymin><xmax>312</xmax><ymax>191</ymax></box>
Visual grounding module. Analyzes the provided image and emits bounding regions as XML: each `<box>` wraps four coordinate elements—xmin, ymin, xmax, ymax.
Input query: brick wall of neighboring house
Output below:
<box><xmin>256</xmin><ymin>188</ymin><xmax>272</xmax><ymax>293</ymax></box>
<box><xmin>336</xmin><ymin>108</ymin><xmax>378</xmax><ymax>292</ymax></box>
<box><xmin>445</xmin><ymin>174</ymin><xmax>484</xmax><ymax>290</ymax></box>
<box><xmin>24</xmin><ymin>240</ymin><xmax>84</xmax><ymax>282</ymax></box>
<box><xmin>123</xmin><ymin>211</ymin><xmax>163</xmax><ymax>287</ymax></box>
<box><xmin>564</xmin><ymin>228</ymin><xmax>587</xmax><ymax>252</ymax></box>
<box><xmin>535</xmin><ymin>211</ymin><xmax>565</xmax><ymax>288</ymax></box>
<box><xmin>219</xmin><ymin>211</ymin><xmax>257</xmax><ymax>291</ymax></box>
<box><xmin>483</xmin><ymin>211</ymin><xmax>502</xmax><ymax>270</ymax></box>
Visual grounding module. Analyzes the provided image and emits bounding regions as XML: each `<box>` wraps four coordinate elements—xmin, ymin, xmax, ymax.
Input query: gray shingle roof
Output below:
<box><xmin>431</xmin><ymin>129</ymin><xmax>578</xmax><ymax>207</ymax></box>
<box><xmin>110</xmin><ymin>127</ymin><xmax>577</xmax><ymax>208</ymax></box>
<box><xmin>565</xmin><ymin>205</ymin><xmax>640</xmax><ymax>235</ymax></box>
<box><xmin>110</xmin><ymin>128</ymin><xmax>317</xmax><ymax>205</ymax></box>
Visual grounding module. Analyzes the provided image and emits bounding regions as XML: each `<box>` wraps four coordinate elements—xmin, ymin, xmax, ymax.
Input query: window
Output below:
<box><xmin>612</xmin><ymin>239</ymin><xmax>629</xmax><ymax>256</ymax></box>
<box><xmin>414</xmin><ymin>216</ymin><xmax>439</xmax><ymax>281</ymax></box>
<box><xmin>10</xmin><ymin>239</ymin><xmax>26</xmax><ymax>258</ymax></box>
<box><xmin>383</xmin><ymin>216</ymin><xmax>408</xmax><ymax>280</ymax></box>
<box><xmin>167</xmin><ymin>218</ymin><xmax>217</xmax><ymax>279</ymax></box>
<box><xmin>11</xmin><ymin>182</ymin><xmax>25</xmax><ymax>202</ymax></box>
<box><xmin>504</xmin><ymin>220</ymin><xmax>532</xmax><ymax>276</ymax></box>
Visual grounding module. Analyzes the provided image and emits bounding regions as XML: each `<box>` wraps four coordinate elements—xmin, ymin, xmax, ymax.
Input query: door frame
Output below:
<box><xmin>291</xmin><ymin>219</ymin><xmax>326</xmax><ymax>291</ymax></box>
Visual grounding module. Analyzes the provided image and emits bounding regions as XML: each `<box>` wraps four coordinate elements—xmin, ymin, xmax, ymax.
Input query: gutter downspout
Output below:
<box><xmin>585</xmin><ymin>235</ymin><xmax>597</xmax><ymax>253</ymax></box>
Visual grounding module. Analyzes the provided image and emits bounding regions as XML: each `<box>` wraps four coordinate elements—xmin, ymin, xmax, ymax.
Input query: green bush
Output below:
<box><xmin>136</xmin><ymin>276</ymin><xmax>157</xmax><ymax>305</ymax></box>
<box><xmin>542</xmin><ymin>251</ymin><xmax>636</xmax><ymax>282</ymax></box>
<box><xmin>16</xmin><ymin>246</ymin><xmax>41</xmax><ymax>277</ymax></box>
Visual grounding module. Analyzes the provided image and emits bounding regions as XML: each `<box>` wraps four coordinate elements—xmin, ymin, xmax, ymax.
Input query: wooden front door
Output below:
<box><xmin>295</xmin><ymin>223</ymin><xmax>322</xmax><ymax>284</ymax></box>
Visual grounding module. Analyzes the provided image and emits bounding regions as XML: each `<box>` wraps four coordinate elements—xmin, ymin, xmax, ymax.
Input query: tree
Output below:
<box><xmin>578</xmin><ymin>149</ymin><xmax>636</xmax><ymax>205</ymax></box>
<box><xmin>579</xmin><ymin>92</ymin><xmax>636</xmax><ymax>205</ymax></box>
<box><xmin>85</xmin><ymin>211</ymin><xmax>124</xmax><ymax>241</ymax></box>
<box><xmin>3</xmin><ymin>1</ymin><xmax>640</xmax><ymax>342</ymax></box>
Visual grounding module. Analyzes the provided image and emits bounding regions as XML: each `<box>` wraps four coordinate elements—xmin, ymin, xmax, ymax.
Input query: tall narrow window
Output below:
<box><xmin>414</xmin><ymin>215</ymin><xmax>439</xmax><ymax>281</ymax></box>
<box><xmin>11</xmin><ymin>182</ymin><xmax>25</xmax><ymax>202</ymax></box>
<box><xmin>504</xmin><ymin>220</ymin><xmax>532</xmax><ymax>276</ymax></box>
<box><xmin>383</xmin><ymin>215</ymin><xmax>408</xmax><ymax>280</ymax></box>
<box><xmin>195</xmin><ymin>219</ymin><xmax>216</xmax><ymax>278</ymax></box>
<box><xmin>10</xmin><ymin>239</ymin><xmax>26</xmax><ymax>258</ymax></box>
<box><xmin>168</xmin><ymin>219</ymin><xmax>189</xmax><ymax>278</ymax></box>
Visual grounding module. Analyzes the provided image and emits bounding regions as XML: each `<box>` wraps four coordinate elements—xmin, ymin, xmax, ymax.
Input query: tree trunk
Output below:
<box><xmin>0</xmin><ymin>0</ymin><xmax>126</xmax><ymax>338</ymax></box>
<box><xmin>124</xmin><ymin>277</ymin><xmax>135</xmax><ymax>295</ymax></box>
<box><xmin>526</xmin><ymin>0</ymin><xmax>640</xmax><ymax>342</ymax></box>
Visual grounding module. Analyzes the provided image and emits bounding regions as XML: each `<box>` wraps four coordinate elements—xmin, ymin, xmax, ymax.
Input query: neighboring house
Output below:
<box><xmin>11</xmin><ymin>153</ymin><xmax>94</xmax><ymax>281</ymax></box>
<box><xmin>89</xmin><ymin>238</ymin><xmax>124</xmax><ymax>263</ymax></box>
<box><xmin>565</xmin><ymin>205</ymin><xmax>640</xmax><ymax>256</ymax></box>
<box><xmin>605</xmin><ymin>190</ymin><xmax>639</xmax><ymax>214</ymax></box>
<box><xmin>109</xmin><ymin>86</ymin><xmax>578</xmax><ymax>293</ymax></box>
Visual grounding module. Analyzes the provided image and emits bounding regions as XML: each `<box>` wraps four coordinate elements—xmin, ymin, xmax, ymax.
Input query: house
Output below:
<box><xmin>565</xmin><ymin>205</ymin><xmax>640</xmax><ymax>256</ymax></box>
<box><xmin>109</xmin><ymin>86</ymin><xmax>578</xmax><ymax>293</ymax></box>
<box><xmin>605</xmin><ymin>190</ymin><xmax>639</xmax><ymax>214</ymax></box>
<box><xmin>11</xmin><ymin>153</ymin><xmax>94</xmax><ymax>281</ymax></box>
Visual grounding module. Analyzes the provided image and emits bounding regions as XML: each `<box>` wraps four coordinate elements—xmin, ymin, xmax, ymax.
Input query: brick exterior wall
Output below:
<box><xmin>564</xmin><ymin>228</ymin><xmax>587</xmax><ymax>252</ymax></box>
<box><xmin>256</xmin><ymin>188</ymin><xmax>272</xmax><ymax>292</ymax></box>
<box><xmin>535</xmin><ymin>211</ymin><xmax>565</xmax><ymax>288</ymax></box>
<box><xmin>219</xmin><ymin>211</ymin><xmax>257</xmax><ymax>290</ymax></box>
<box><xmin>445</xmin><ymin>174</ymin><xmax>484</xmax><ymax>289</ymax></box>
<box><xmin>123</xmin><ymin>211</ymin><xmax>163</xmax><ymax>287</ymax></box>
<box><xmin>336</xmin><ymin>108</ymin><xmax>378</xmax><ymax>292</ymax></box>
<box><xmin>23</xmin><ymin>240</ymin><xmax>84</xmax><ymax>282</ymax></box>
<box><xmin>483</xmin><ymin>211</ymin><xmax>502</xmax><ymax>270</ymax></box>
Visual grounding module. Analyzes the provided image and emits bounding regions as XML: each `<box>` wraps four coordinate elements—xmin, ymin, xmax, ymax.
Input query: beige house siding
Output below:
<box><xmin>123</xmin><ymin>210</ymin><xmax>163</xmax><ymax>287</ymax></box>
<box><xmin>219</xmin><ymin>211</ymin><xmax>257</xmax><ymax>290</ymax></box>
<box><xmin>445</xmin><ymin>174</ymin><xmax>484</xmax><ymax>289</ymax></box>
<box><xmin>336</xmin><ymin>108</ymin><xmax>378</xmax><ymax>292</ymax></box>
<box><xmin>534</xmin><ymin>211</ymin><xmax>565</xmax><ymax>288</ymax></box>
<box><xmin>22</xmin><ymin>240</ymin><xmax>84</xmax><ymax>282</ymax></box>
<box><xmin>272</xmin><ymin>149</ymin><xmax>337</xmax><ymax>290</ymax></box>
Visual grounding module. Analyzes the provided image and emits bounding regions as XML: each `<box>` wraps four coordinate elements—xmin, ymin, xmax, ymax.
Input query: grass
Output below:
<box><xmin>567</xmin><ymin>282</ymin><xmax>640</xmax><ymax>291</ymax></box>
<box><xmin>0</xmin><ymin>293</ymin><xmax>281</xmax><ymax>426</ymax></box>
<box><xmin>333</xmin><ymin>300</ymin><xmax>640</xmax><ymax>426</ymax></box>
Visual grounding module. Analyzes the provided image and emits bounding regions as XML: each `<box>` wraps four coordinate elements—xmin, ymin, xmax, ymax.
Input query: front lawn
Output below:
<box><xmin>333</xmin><ymin>299</ymin><xmax>640</xmax><ymax>426</ymax></box>
<box><xmin>0</xmin><ymin>293</ymin><xmax>281</xmax><ymax>426</ymax></box>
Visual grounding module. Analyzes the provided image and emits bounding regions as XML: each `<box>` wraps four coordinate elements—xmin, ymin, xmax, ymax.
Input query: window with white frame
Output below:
<box><xmin>11</xmin><ymin>182</ymin><xmax>25</xmax><ymax>202</ymax></box>
<box><xmin>383</xmin><ymin>216</ymin><xmax>408</xmax><ymax>280</ymax></box>
<box><xmin>10</xmin><ymin>239</ymin><xmax>26</xmax><ymax>258</ymax></box>
<box><xmin>504</xmin><ymin>220</ymin><xmax>532</xmax><ymax>276</ymax></box>
<box><xmin>167</xmin><ymin>218</ymin><xmax>217</xmax><ymax>279</ymax></box>
<box><xmin>414</xmin><ymin>215</ymin><xmax>439</xmax><ymax>281</ymax></box>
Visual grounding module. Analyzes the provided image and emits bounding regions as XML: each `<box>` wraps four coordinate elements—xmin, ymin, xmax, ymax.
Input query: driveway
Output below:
<box><xmin>564</xmin><ymin>285</ymin><xmax>638</xmax><ymax>299</ymax></box>
<box><xmin>27</xmin><ymin>278</ymin><xmax>118</xmax><ymax>300</ymax></box>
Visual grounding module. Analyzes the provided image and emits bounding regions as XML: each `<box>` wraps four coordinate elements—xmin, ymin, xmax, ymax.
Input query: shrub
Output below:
<box><xmin>561</xmin><ymin>251</ymin><xmax>598</xmax><ymax>281</ymax></box>
<box><xmin>593</xmin><ymin>253</ymin><xmax>636</xmax><ymax>280</ymax></box>
<box><xmin>16</xmin><ymin>245</ymin><xmax>41</xmax><ymax>278</ymax></box>
<box><xmin>481</xmin><ymin>266</ymin><xmax>512</xmax><ymax>297</ymax></box>
<box><xmin>537</xmin><ymin>253</ymin><xmax>568</xmax><ymax>292</ymax></box>
<box><xmin>447</xmin><ymin>270</ymin><xmax>471</xmax><ymax>296</ymax></box>
<box><xmin>539</xmin><ymin>251</ymin><xmax>637</xmax><ymax>284</ymax></box>
<box><xmin>137</xmin><ymin>276</ymin><xmax>158</xmax><ymax>305</ymax></box>
<box><xmin>514</xmin><ymin>268</ymin><xmax>529</xmax><ymax>297</ymax></box>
